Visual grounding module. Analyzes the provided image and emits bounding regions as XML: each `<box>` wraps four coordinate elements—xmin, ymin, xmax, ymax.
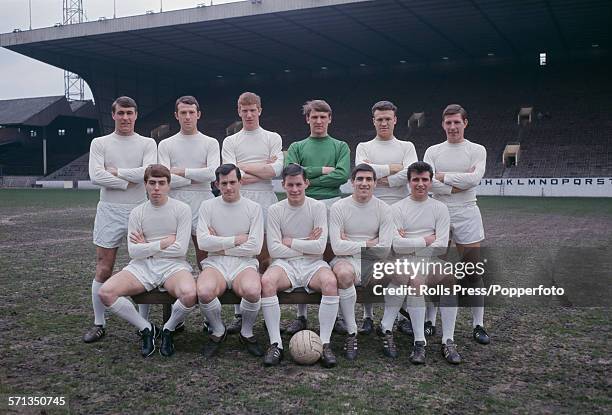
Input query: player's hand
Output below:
<box><xmin>267</xmin><ymin>155</ymin><xmax>278</xmax><ymax>164</ymax></box>
<box><xmin>282</xmin><ymin>237</ymin><xmax>293</xmax><ymax>247</ymax></box>
<box><xmin>340</xmin><ymin>231</ymin><xmax>349</xmax><ymax>240</ymax></box>
<box><xmin>106</xmin><ymin>166</ymin><xmax>118</xmax><ymax>176</ymax></box>
<box><xmin>366</xmin><ymin>237</ymin><xmax>379</xmax><ymax>247</ymax></box>
<box><xmin>234</xmin><ymin>234</ymin><xmax>248</xmax><ymax>246</ymax></box>
<box><xmin>241</xmin><ymin>173</ymin><xmax>261</xmax><ymax>184</ymax></box>
<box><xmin>468</xmin><ymin>166</ymin><xmax>476</xmax><ymax>173</ymax></box>
<box><xmin>398</xmin><ymin>228</ymin><xmax>408</xmax><ymax>238</ymax></box>
<box><xmin>160</xmin><ymin>234</ymin><xmax>176</xmax><ymax>249</ymax></box>
<box><xmin>424</xmin><ymin>234</ymin><xmax>436</xmax><ymax>246</ymax></box>
<box><xmin>129</xmin><ymin>231</ymin><xmax>146</xmax><ymax>244</ymax></box>
<box><xmin>435</xmin><ymin>172</ymin><xmax>445</xmax><ymax>182</ymax></box>
<box><xmin>389</xmin><ymin>163</ymin><xmax>403</xmax><ymax>174</ymax></box>
<box><xmin>308</xmin><ymin>227</ymin><xmax>322</xmax><ymax>240</ymax></box>
<box><xmin>377</xmin><ymin>177</ymin><xmax>390</xmax><ymax>187</ymax></box>
<box><xmin>170</xmin><ymin>167</ymin><xmax>186</xmax><ymax>177</ymax></box>
<box><xmin>451</xmin><ymin>186</ymin><xmax>465</xmax><ymax>193</ymax></box>
<box><xmin>322</xmin><ymin>166</ymin><xmax>335</xmax><ymax>175</ymax></box>
<box><xmin>208</xmin><ymin>226</ymin><xmax>217</xmax><ymax>236</ymax></box>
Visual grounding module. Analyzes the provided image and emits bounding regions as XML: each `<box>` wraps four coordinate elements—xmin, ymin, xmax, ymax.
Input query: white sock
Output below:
<box><xmin>425</xmin><ymin>303</ymin><xmax>438</xmax><ymax>326</ymax></box>
<box><xmin>472</xmin><ymin>306</ymin><xmax>485</xmax><ymax>328</ymax></box>
<box><xmin>362</xmin><ymin>303</ymin><xmax>373</xmax><ymax>319</ymax></box>
<box><xmin>240</xmin><ymin>298</ymin><xmax>261</xmax><ymax>338</ymax></box>
<box><xmin>200</xmin><ymin>298</ymin><xmax>224</xmax><ymax>337</ymax></box>
<box><xmin>234</xmin><ymin>304</ymin><xmax>241</xmax><ymax>316</ymax></box>
<box><xmin>406</xmin><ymin>295</ymin><xmax>426</xmax><ymax>345</ymax></box>
<box><xmin>381</xmin><ymin>284</ymin><xmax>404</xmax><ymax>333</ymax></box>
<box><xmin>338</xmin><ymin>286</ymin><xmax>357</xmax><ymax>335</ymax></box>
<box><xmin>337</xmin><ymin>307</ymin><xmax>344</xmax><ymax>321</ymax></box>
<box><xmin>440</xmin><ymin>294</ymin><xmax>458</xmax><ymax>344</ymax></box>
<box><xmin>319</xmin><ymin>295</ymin><xmax>339</xmax><ymax>344</ymax></box>
<box><xmin>163</xmin><ymin>300</ymin><xmax>192</xmax><ymax>331</ymax></box>
<box><xmin>108</xmin><ymin>297</ymin><xmax>150</xmax><ymax>331</ymax></box>
<box><xmin>138</xmin><ymin>304</ymin><xmax>150</xmax><ymax>320</ymax></box>
<box><xmin>297</xmin><ymin>304</ymin><xmax>308</xmax><ymax>318</ymax></box>
<box><xmin>262</xmin><ymin>296</ymin><xmax>282</xmax><ymax>349</ymax></box>
<box><xmin>91</xmin><ymin>280</ymin><xmax>106</xmax><ymax>327</ymax></box>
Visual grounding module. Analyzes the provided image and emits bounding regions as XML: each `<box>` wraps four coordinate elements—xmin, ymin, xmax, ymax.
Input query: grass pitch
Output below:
<box><xmin>1</xmin><ymin>190</ymin><xmax>610</xmax><ymax>414</ymax></box>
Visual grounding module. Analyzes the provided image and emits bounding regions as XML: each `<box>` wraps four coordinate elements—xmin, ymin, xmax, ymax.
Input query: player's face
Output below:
<box><xmin>409</xmin><ymin>171</ymin><xmax>432</xmax><ymax>201</ymax></box>
<box><xmin>238</xmin><ymin>103</ymin><xmax>262</xmax><ymax>131</ymax></box>
<box><xmin>217</xmin><ymin>169</ymin><xmax>241</xmax><ymax>203</ymax></box>
<box><xmin>442</xmin><ymin>113</ymin><xmax>468</xmax><ymax>143</ymax></box>
<box><xmin>373</xmin><ymin>110</ymin><xmax>397</xmax><ymax>140</ymax></box>
<box><xmin>282</xmin><ymin>174</ymin><xmax>309</xmax><ymax>205</ymax></box>
<box><xmin>352</xmin><ymin>171</ymin><xmax>376</xmax><ymax>202</ymax></box>
<box><xmin>112</xmin><ymin>105</ymin><xmax>137</xmax><ymax>136</ymax></box>
<box><xmin>175</xmin><ymin>103</ymin><xmax>201</xmax><ymax>134</ymax></box>
<box><xmin>307</xmin><ymin>111</ymin><xmax>331</xmax><ymax>137</ymax></box>
<box><xmin>146</xmin><ymin>176</ymin><xmax>170</xmax><ymax>205</ymax></box>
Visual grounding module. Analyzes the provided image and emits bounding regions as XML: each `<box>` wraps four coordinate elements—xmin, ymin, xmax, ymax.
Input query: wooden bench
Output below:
<box><xmin>132</xmin><ymin>286</ymin><xmax>383</xmax><ymax>323</ymax></box>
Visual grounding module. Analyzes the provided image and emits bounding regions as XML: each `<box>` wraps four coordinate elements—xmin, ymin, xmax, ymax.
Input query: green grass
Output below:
<box><xmin>1</xmin><ymin>190</ymin><xmax>611</xmax><ymax>414</ymax></box>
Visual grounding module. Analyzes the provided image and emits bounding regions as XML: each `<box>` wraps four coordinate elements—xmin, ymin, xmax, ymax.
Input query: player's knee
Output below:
<box><xmin>334</xmin><ymin>268</ymin><xmax>354</xmax><ymax>288</ymax></box>
<box><xmin>320</xmin><ymin>272</ymin><xmax>338</xmax><ymax>296</ymax></box>
<box><xmin>260</xmin><ymin>274</ymin><xmax>277</xmax><ymax>297</ymax></box>
<box><xmin>180</xmin><ymin>289</ymin><xmax>197</xmax><ymax>308</ymax></box>
<box><xmin>242</xmin><ymin>284</ymin><xmax>261</xmax><ymax>303</ymax></box>
<box><xmin>196</xmin><ymin>284</ymin><xmax>215</xmax><ymax>304</ymax></box>
<box><xmin>98</xmin><ymin>284</ymin><xmax>115</xmax><ymax>307</ymax></box>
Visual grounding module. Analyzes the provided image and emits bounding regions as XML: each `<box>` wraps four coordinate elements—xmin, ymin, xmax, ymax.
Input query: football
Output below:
<box><xmin>289</xmin><ymin>330</ymin><xmax>323</xmax><ymax>365</ymax></box>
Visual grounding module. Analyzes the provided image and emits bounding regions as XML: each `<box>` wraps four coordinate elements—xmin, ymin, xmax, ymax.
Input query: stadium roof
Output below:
<box><xmin>0</xmin><ymin>96</ymin><xmax>95</xmax><ymax>126</ymax></box>
<box><xmin>1</xmin><ymin>0</ymin><xmax>609</xmax><ymax>79</ymax></box>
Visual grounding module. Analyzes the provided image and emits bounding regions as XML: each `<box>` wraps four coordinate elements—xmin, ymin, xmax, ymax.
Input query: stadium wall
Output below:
<box><xmin>476</xmin><ymin>177</ymin><xmax>612</xmax><ymax>197</ymax></box>
<box><xmin>35</xmin><ymin>178</ymin><xmax>612</xmax><ymax>197</ymax></box>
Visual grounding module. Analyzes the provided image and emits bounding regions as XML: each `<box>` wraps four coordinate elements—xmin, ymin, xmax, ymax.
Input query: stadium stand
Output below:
<box><xmin>6</xmin><ymin>63</ymin><xmax>610</xmax><ymax>182</ymax></box>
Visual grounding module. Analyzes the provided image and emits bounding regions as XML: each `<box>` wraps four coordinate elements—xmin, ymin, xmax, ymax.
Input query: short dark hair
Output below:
<box><xmin>144</xmin><ymin>164</ymin><xmax>171</xmax><ymax>183</ymax></box>
<box><xmin>351</xmin><ymin>163</ymin><xmax>377</xmax><ymax>182</ymax></box>
<box><xmin>112</xmin><ymin>96</ymin><xmax>137</xmax><ymax>113</ymax></box>
<box><xmin>442</xmin><ymin>104</ymin><xmax>467</xmax><ymax>121</ymax></box>
<box><xmin>238</xmin><ymin>92</ymin><xmax>262</xmax><ymax>109</ymax></box>
<box><xmin>215</xmin><ymin>163</ymin><xmax>242</xmax><ymax>182</ymax></box>
<box><xmin>302</xmin><ymin>99</ymin><xmax>332</xmax><ymax>117</ymax></box>
<box><xmin>371</xmin><ymin>100</ymin><xmax>397</xmax><ymax>116</ymax></box>
<box><xmin>175</xmin><ymin>95</ymin><xmax>200</xmax><ymax>112</ymax></box>
<box><xmin>281</xmin><ymin>163</ymin><xmax>307</xmax><ymax>181</ymax></box>
<box><xmin>407</xmin><ymin>161</ymin><xmax>433</xmax><ymax>181</ymax></box>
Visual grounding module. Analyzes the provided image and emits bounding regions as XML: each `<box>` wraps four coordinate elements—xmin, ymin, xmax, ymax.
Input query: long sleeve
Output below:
<box><xmin>117</xmin><ymin>140</ymin><xmax>158</xmax><ymax>184</ymax></box>
<box><xmin>374</xmin><ymin>204</ymin><xmax>394</xmax><ymax>253</ymax></box>
<box><xmin>330</xmin><ymin>204</ymin><xmax>366</xmax><ymax>255</ymax></box>
<box><xmin>157</xmin><ymin>204</ymin><xmax>192</xmax><ymax>258</ymax></box>
<box><xmin>127</xmin><ymin>207</ymin><xmax>162</xmax><ymax>259</ymax></box>
<box><xmin>269</xmin><ymin>134</ymin><xmax>284</xmax><ymax>177</ymax></box>
<box><xmin>286</xmin><ymin>142</ymin><xmax>323</xmax><ymax>179</ymax></box>
<box><xmin>387</xmin><ymin>142</ymin><xmax>417</xmax><ymax>188</ymax></box>
<box><xmin>221</xmin><ymin>138</ymin><xmax>238</xmax><ymax>165</ymax></box>
<box><xmin>290</xmin><ymin>204</ymin><xmax>328</xmax><ymax>255</ymax></box>
<box><xmin>442</xmin><ymin>145</ymin><xmax>487</xmax><ymax>190</ymax></box>
<box><xmin>157</xmin><ymin>142</ymin><xmax>191</xmax><ymax>189</ymax></box>
<box><xmin>309</xmin><ymin>143</ymin><xmax>350</xmax><ymax>188</ymax></box>
<box><xmin>424</xmin><ymin>147</ymin><xmax>453</xmax><ymax>195</ymax></box>
<box><xmin>88</xmin><ymin>139</ymin><xmax>129</xmax><ymax>189</ymax></box>
<box><xmin>196</xmin><ymin>204</ymin><xmax>236</xmax><ymax>252</ymax></box>
<box><xmin>392</xmin><ymin>208</ymin><xmax>425</xmax><ymax>255</ymax></box>
<box><xmin>224</xmin><ymin>204</ymin><xmax>264</xmax><ymax>257</ymax></box>
<box><xmin>355</xmin><ymin>143</ymin><xmax>391</xmax><ymax>178</ymax></box>
<box><xmin>185</xmin><ymin>140</ymin><xmax>220</xmax><ymax>182</ymax></box>
<box><xmin>266</xmin><ymin>206</ymin><xmax>303</xmax><ymax>258</ymax></box>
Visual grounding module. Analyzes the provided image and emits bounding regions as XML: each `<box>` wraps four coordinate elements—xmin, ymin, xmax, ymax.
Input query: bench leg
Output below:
<box><xmin>163</xmin><ymin>304</ymin><xmax>172</xmax><ymax>324</ymax></box>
